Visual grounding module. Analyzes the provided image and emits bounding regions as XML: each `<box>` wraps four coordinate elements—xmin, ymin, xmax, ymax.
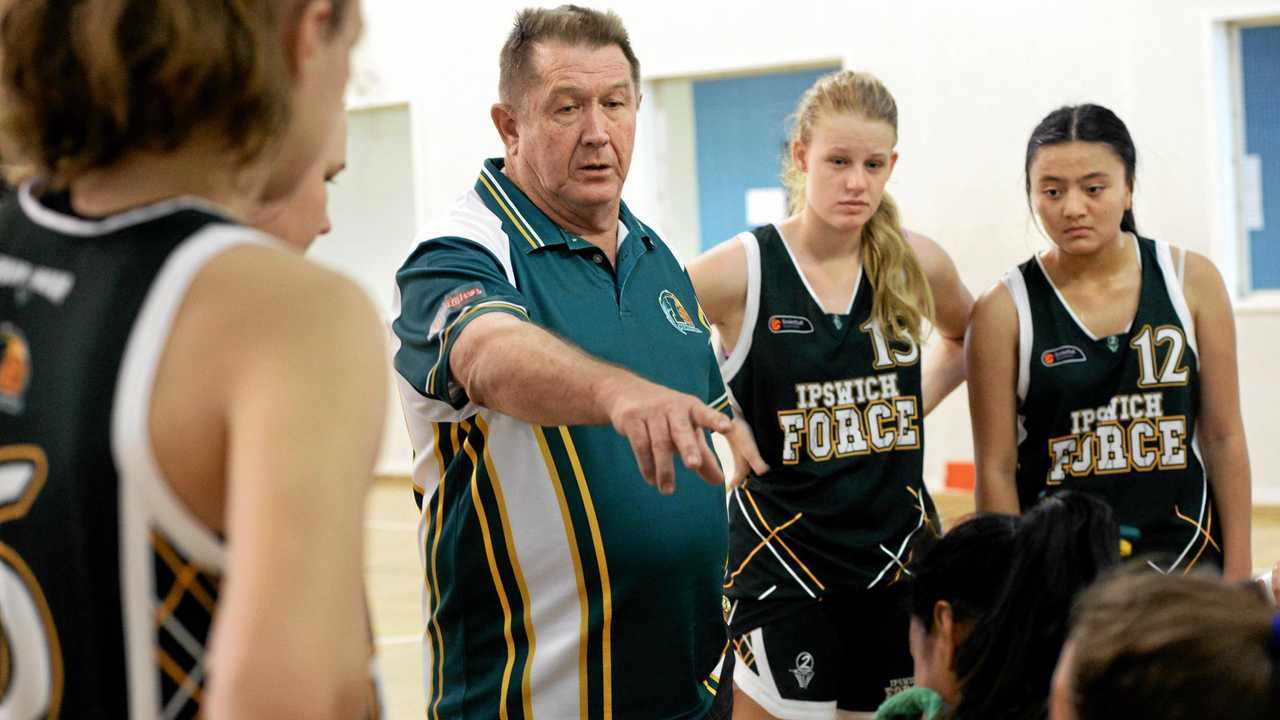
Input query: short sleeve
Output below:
<box><xmin>392</xmin><ymin>236</ymin><xmax>530</xmax><ymax>408</ymax></box>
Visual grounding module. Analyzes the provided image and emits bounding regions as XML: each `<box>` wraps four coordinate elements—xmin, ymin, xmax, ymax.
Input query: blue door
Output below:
<box><xmin>693</xmin><ymin>66</ymin><xmax>840</xmax><ymax>250</ymax></box>
<box><xmin>1241</xmin><ymin>26</ymin><xmax>1280</xmax><ymax>290</ymax></box>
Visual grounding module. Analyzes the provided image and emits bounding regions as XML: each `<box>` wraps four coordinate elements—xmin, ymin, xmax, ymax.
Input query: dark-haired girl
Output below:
<box><xmin>967</xmin><ymin>104</ymin><xmax>1252</xmax><ymax>578</ymax></box>
<box><xmin>954</xmin><ymin>491</ymin><xmax>1120</xmax><ymax>719</ymax></box>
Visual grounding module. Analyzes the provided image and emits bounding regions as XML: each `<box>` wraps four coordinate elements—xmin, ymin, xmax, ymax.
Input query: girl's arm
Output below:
<box><xmin>1183</xmin><ymin>248</ymin><xmax>1252</xmax><ymax>580</ymax></box>
<box><xmin>966</xmin><ymin>283</ymin><xmax>1023</xmax><ymax>515</ymax></box>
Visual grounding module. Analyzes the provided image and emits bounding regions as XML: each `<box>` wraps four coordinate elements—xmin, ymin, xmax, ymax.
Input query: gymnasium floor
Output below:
<box><xmin>365</xmin><ymin>479</ymin><xmax>1280</xmax><ymax>719</ymax></box>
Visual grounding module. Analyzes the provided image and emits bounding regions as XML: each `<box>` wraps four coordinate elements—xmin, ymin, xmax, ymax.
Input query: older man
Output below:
<box><xmin>392</xmin><ymin>6</ymin><xmax>733</xmax><ymax>719</ymax></box>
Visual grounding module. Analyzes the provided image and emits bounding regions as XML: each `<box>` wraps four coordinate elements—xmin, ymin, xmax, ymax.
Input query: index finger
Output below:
<box><xmin>689</xmin><ymin>401</ymin><xmax>731</xmax><ymax>434</ymax></box>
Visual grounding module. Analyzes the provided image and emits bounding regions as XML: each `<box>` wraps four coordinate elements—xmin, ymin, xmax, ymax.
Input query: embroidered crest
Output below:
<box><xmin>658</xmin><ymin>290</ymin><xmax>702</xmax><ymax>335</ymax></box>
<box><xmin>791</xmin><ymin>651</ymin><xmax>815</xmax><ymax>690</ymax></box>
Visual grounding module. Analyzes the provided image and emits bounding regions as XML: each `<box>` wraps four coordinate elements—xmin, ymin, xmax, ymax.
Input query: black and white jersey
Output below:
<box><xmin>1006</xmin><ymin>235</ymin><xmax>1221</xmax><ymax>572</ymax></box>
<box><xmin>722</xmin><ymin>224</ymin><xmax>938</xmax><ymax>617</ymax></box>
<box><xmin>0</xmin><ymin>183</ymin><xmax>260</xmax><ymax>718</ymax></box>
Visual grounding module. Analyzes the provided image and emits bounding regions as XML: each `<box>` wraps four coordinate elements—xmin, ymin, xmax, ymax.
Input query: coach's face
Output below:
<box><xmin>505</xmin><ymin>42</ymin><xmax>638</xmax><ymax>218</ymax></box>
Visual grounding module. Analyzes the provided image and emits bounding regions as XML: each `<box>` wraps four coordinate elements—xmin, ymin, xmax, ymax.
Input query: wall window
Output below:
<box><xmin>1238</xmin><ymin>24</ymin><xmax>1280</xmax><ymax>291</ymax></box>
<box><xmin>692</xmin><ymin>66</ymin><xmax>839</xmax><ymax>249</ymax></box>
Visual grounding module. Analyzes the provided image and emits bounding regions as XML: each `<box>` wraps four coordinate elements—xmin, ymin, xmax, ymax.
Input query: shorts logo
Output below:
<box><xmin>768</xmin><ymin>315</ymin><xmax>814</xmax><ymax>334</ymax></box>
<box><xmin>428</xmin><ymin>283</ymin><xmax>486</xmax><ymax>340</ymax></box>
<box><xmin>0</xmin><ymin>323</ymin><xmax>31</xmax><ymax>416</ymax></box>
<box><xmin>1041</xmin><ymin>345</ymin><xmax>1086</xmax><ymax>367</ymax></box>
<box><xmin>885</xmin><ymin>677</ymin><xmax>914</xmax><ymax>700</ymax></box>
<box><xmin>790</xmin><ymin>651</ymin><xmax>815</xmax><ymax>690</ymax></box>
<box><xmin>658</xmin><ymin>290</ymin><xmax>702</xmax><ymax>335</ymax></box>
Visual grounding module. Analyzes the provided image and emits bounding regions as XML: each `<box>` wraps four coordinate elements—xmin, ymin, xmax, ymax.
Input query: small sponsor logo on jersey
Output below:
<box><xmin>0</xmin><ymin>323</ymin><xmax>31</xmax><ymax>415</ymax></box>
<box><xmin>1041</xmin><ymin>345</ymin><xmax>1086</xmax><ymax>367</ymax></box>
<box><xmin>1106</xmin><ymin>335</ymin><xmax>1121</xmax><ymax>353</ymax></box>
<box><xmin>791</xmin><ymin>652</ymin><xmax>815</xmax><ymax>690</ymax></box>
<box><xmin>428</xmin><ymin>283</ymin><xmax>486</xmax><ymax>340</ymax></box>
<box><xmin>658</xmin><ymin>290</ymin><xmax>702</xmax><ymax>335</ymax></box>
<box><xmin>768</xmin><ymin>315</ymin><xmax>814</xmax><ymax>334</ymax></box>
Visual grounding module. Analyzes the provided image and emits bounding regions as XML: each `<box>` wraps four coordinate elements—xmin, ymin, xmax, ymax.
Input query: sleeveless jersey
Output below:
<box><xmin>1006</xmin><ymin>235</ymin><xmax>1221</xmax><ymax>573</ymax></box>
<box><xmin>0</xmin><ymin>184</ymin><xmax>393</xmax><ymax>719</ymax></box>
<box><xmin>723</xmin><ymin>224</ymin><xmax>938</xmax><ymax>609</ymax></box>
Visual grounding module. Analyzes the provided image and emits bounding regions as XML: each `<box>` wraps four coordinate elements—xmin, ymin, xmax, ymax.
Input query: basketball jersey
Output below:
<box><xmin>0</xmin><ymin>183</ymin><xmax>389</xmax><ymax>718</ymax></box>
<box><xmin>723</xmin><ymin>225</ymin><xmax>938</xmax><ymax>610</ymax></box>
<box><xmin>1006</xmin><ymin>235</ymin><xmax>1221</xmax><ymax>573</ymax></box>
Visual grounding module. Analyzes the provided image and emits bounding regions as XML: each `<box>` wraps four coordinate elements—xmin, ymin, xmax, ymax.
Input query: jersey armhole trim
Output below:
<box><xmin>1002</xmin><ymin>269</ymin><xmax>1034</xmax><ymax>406</ymax></box>
<box><xmin>1154</xmin><ymin>240</ymin><xmax>1199</xmax><ymax>362</ymax></box>
<box><xmin>112</xmin><ymin>224</ymin><xmax>271</xmax><ymax>572</ymax></box>
<box><xmin>719</xmin><ymin>232</ymin><xmax>761</xmax><ymax>383</ymax></box>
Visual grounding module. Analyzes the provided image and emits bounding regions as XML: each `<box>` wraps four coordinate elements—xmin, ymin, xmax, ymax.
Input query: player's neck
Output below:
<box><xmin>781</xmin><ymin>210</ymin><xmax>862</xmax><ymax>265</ymax></box>
<box><xmin>69</xmin><ymin>138</ymin><xmax>266</xmax><ymax>221</ymax></box>
<box><xmin>1044</xmin><ymin>229</ymin><xmax>1133</xmax><ymax>285</ymax></box>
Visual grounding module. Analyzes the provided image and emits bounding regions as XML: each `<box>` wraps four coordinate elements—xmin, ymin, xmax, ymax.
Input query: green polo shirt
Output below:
<box><xmin>392</xmin><ymin>158</ymin><xmax>731</xmax><ymax>719</ymax></box>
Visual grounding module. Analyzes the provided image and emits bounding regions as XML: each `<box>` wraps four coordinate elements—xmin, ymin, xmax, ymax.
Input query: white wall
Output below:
<box><xmin>344</xmin><ymin>0</ymin><xmax>1280</xmax><ymax>499</ymax></box>
<box><xmin>310</xmin><ymin>104</ymin><xmax>417</xmax><ymax>475</ymax></box>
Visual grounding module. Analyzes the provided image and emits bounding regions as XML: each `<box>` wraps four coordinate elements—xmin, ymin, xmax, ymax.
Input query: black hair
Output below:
<box><xmin>953</xmin><ymin>491</ymin><xmax>1121</xmax><ymax>720</ymax></box>
<box><xmin>1025</xmin><ymin>104</ymin><xmax>1138</xmax><ymax>236</ymax></box>
<box><xmin>909</xmin><ymin>513</ymin><xmax>1020</xmax><ymax>632</ymax></box>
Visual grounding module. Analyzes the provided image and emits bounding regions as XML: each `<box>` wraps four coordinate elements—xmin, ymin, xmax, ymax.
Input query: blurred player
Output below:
<box><xmin>0</xmin><ymin>1</ymin><xmax>384</xmax><ymax>717</ymax></box>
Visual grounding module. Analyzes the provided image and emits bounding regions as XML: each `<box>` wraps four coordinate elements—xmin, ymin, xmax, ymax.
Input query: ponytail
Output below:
<box><xmin>862</xmin><ymin>193</ymin><xmax>934</xmax><ymax>344</ymax></box>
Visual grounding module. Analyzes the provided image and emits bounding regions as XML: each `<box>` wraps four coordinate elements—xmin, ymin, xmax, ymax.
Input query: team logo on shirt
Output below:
<box><xmin>791</xmin><ymin>652</ymin><xmax>815</xmax><ymax>690</ymax></box>
<box><xmin>1041</xmin><ymin>345</ymin><xmax>1086</xmax><ymax>367</ymax></box>
<box><xmin>1106</xmin><ymin>335</ymin><xmax>1122</xmax><ymax>353</ymax></box>
<box><xmin>658</xmin><ymin>290</ymin><xmax>702</xmax><ymax>335</ymax></box>
<box><xmin>768</xmin><ymin>315</ymin><xmax>814</xmax><ymax>334</ymax></box>
<box><xmin>0</xmin><ymin>323</ymin><xmax>31</xmax><ymax>415</ymax></box>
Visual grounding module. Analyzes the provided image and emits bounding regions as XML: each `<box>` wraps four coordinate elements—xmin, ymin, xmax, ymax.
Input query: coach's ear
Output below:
<box><xmin>491</xmin><ymin>103</ymin><xmax>520</xmax><ymax>156</ymax></box>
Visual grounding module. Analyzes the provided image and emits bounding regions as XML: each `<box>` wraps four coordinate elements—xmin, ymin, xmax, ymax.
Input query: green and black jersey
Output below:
<box><xmin>722</xmin><ymin>224</ymin><xmax>938</xmax><ymax>622</ymax></box>
<box><xmin>1007</xmin><ymin>234</ymin><xmax>1221</xmax><ymax>572</ymax></box>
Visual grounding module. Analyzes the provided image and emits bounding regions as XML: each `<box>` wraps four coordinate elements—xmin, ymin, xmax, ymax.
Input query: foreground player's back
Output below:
<box><xmin>0</xmin><ymin>0</ymin><xmax>384</xmax><ymax>717</ymax></box>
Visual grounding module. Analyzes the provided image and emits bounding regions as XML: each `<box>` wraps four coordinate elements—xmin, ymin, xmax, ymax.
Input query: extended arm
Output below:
<box><xmin>450</xmin><ymin>312</ymin><xmax>729</xmax><ymax>492</ymax></box>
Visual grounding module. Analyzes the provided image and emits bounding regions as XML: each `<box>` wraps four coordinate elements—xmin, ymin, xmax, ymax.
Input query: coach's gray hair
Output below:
<box><xmin>498</xmin><ymin>5</ymin><xmax>641</xmax><ymax>109</ymax></box>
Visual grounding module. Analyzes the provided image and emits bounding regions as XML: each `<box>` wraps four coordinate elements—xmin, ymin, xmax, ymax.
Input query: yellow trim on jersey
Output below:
<box><xmin>559</xmin><ymin>426</ymin><xmax>614</xmax><ymax>716</ymax></box>
<box><xmin>533</xmin><ymin>427</ymin><xmax>592</xmax><ymax>719</ymax></box>
<box><xmin>476</xmin><ymin>416</ymin><xmax>537</xmax><ymax>719</ymax></box>
<box><xmin>1176</xmin><ymin>502</ymin><xmax>1218</xmax><ymax>574</ymax></box>
<box><xmin>461</xmin><ymin>420</ymin><xmax>517</xmax><ymax>720</ymax></box>
<box><xmin>425</xmin><ymin>301</ymin><xmax>530</xmax><ymax>396</ymax></box>
<box><xmin>153</xmin><ymin>533</ymin><xmax>216</xmax><ymax>618</ymax></box>
<box><xmin>703</xmin><ymin>680</ymin><xmax>717</xmax><ymax>696</ymax></box>
<box><xmin>479</xmin><ymin>173</ymin><xmax>541</xmax><ymax>251</ymax></box>
<box><xmin>426</xmin><ymin>424</ymin><xmax>448</xmax><ymax>720</ymax></box>
<box><xmin>156</xmin><ymin>647</ymin><xmax>203</xmax><ymax>704</ymax></box>
<box><xmin>744</xmin><ymin>489</ymin><xmax>826</xmax><ymax>591</ymax></box>
<box><xmin>722</xmin><ymin>512</ymin><xmax>804</xmax><ymax>590</ymax></box>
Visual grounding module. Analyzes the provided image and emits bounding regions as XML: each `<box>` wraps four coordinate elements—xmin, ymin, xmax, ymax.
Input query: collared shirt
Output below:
<box><xmin>392</xmin><ymin>158</ymin><xmax>730</xmax><ymax>719</ymax></box>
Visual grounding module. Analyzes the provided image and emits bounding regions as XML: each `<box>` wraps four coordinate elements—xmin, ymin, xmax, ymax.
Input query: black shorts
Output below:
<box><xmin>729</xmin><ymin>586</ymin><xmax>914</xmax><ymax>717</ymax></box>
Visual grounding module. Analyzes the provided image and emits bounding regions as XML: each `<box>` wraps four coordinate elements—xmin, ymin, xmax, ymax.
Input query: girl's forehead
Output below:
<box><xmin>809</xmin><ymin>112</ymin><xmax>896</xmax><ymax>147</ymax></box>
<box><xmin>1031</xmin><ymin>141</ymin><xmax>1126</xmax><ymax>175</ymax></box>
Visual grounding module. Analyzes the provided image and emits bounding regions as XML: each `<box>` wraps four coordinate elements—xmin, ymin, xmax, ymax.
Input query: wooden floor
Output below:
<box><xmin>366</xmin><ymin>482</ymin><xmax>1280</xmax><ymax>719</ymax></box>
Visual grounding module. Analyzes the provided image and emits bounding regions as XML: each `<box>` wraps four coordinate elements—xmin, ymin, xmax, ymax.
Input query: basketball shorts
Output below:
<box><xmin>729</xmin><ymin>586</ymin><xmax>914</xmax><ymax>718</ymax></box>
